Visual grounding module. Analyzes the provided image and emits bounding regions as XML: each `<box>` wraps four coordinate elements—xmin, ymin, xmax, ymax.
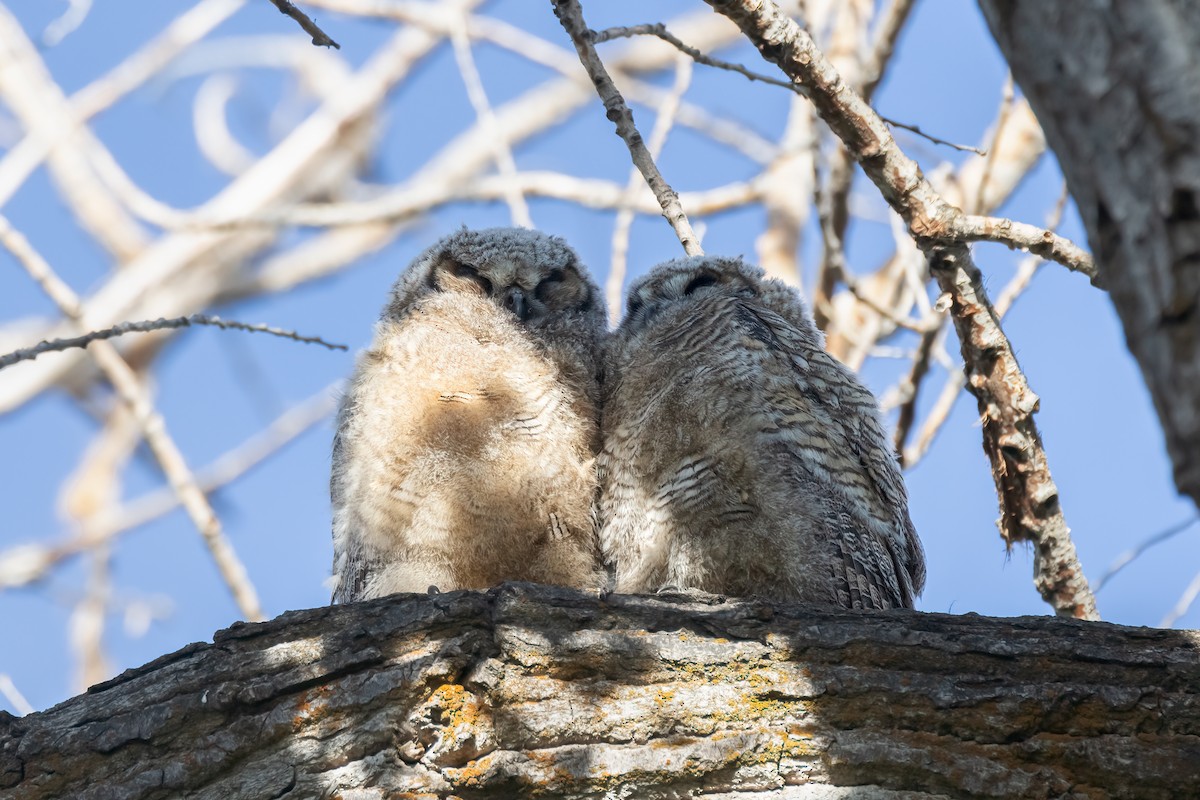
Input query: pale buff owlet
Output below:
<box><xmin>329</xmin><ymin>227</ymin><xmax>606</xmax><ymax>603</ymax></box>
<box><xmin>599</xmin><ymin>255</ymin><xmax>925</xmax><ymax>609</ymax></box>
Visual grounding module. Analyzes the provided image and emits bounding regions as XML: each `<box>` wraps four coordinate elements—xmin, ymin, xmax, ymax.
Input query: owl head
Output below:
<box><xmin>621</xmin><ymin>255</ymin><xmax>820</xmax><ymax>343</ymax></box>
<box><xmin>385</xmin><ymin>227</ymin><xmax>603</xmax><ymax>330</ymax></box>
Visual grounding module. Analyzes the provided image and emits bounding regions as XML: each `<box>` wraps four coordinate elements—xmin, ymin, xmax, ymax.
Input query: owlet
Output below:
<box><xmin>599</xmin><ymin>255</ymin><xmax>925</xmax><ymax>609</ymax></box>
<box><xmin>329</xmin><ymin>227</ymin><xmax>606</xmax><ymax>602</ymax></box>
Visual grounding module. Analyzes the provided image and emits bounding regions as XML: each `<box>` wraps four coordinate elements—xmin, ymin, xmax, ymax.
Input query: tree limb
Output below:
<box><xmin>703</xmin><ymin>0</ymin><xmax>1100</xmax><ymax>620</ymax></box>
<box><xmin>551</xmin><ymin>0</ymin><xmax>703</xmax><ymax>255</ymax></box>
<box><xmin>2</xmin><ymin>584</ymin><xmax>1196</xmax><ymax>798</ymax></box>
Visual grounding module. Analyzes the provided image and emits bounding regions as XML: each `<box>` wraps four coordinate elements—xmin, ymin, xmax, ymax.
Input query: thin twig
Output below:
<box><xmin>892</xmin><ymin>318</ymin><xmax>945</xmax><ymax>462</ymax></box>
<box><xmin>593</xmin><ymin>21</ymin><xmax>982</xmax><ymax>155</ymax></box>
<box><xmin>608</xmin><ymin>56</ymin><xmax>693</xmax><ymax>323</ymax></box>
<box><xmin>1094</xmin><ymin>516</ymin><xmax>1199</xmax><ymax>593</ymax></box>
<box><xmin>0</xmin><ymin>216</ymin><xmax>264</xmax><ymax>621</ymax></box>
<box><xmin>881</xmin><ymin>117</ymin><xmax>985</xmax><ymax>155</ymax></box>
<box><xmin>593</xmin><ymin>23</ymin><xmax>799</xmax><ymax>90</ymax></box>
<box><xmin>552</xmin><ymin>1</ymin><xmax>702</xmax><ymax>255</ymax></box>
<box><xmin>265</xmin><ymin>0</ymin><xmax>340</xmax><ymax>48</ymax></box>
<box><xmin>0</xmin><ymin>314</ymin><xmax>346</xmax><ymax>371</ymax></box>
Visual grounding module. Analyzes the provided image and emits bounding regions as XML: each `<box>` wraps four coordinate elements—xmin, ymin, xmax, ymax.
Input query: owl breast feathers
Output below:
<box><xmin>329</xmin><ymin>227</ymin><xmax>606</xmax><ymax>603</ymax></box>
<box><xmin>599</xmin><ymin>255</ymin><xmax>925</xmax><ymax>610</ymax></box>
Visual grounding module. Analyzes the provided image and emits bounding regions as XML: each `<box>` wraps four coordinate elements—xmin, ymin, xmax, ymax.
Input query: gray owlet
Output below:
<box><xmin>599</xmin><ymin>255</ymin><xmax>925</xmax><ymax>609</ymax></box>
<box><xmin>329</xmin><ymin>227</ymin><xmax>606</xmax><ymax>603</ymax></box>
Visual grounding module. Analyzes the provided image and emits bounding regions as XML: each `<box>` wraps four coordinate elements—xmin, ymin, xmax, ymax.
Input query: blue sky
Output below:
<box><xmin>1</xmin><ymin>0</ymin><xmax>1196</xmax><ymax>713</ymax></box>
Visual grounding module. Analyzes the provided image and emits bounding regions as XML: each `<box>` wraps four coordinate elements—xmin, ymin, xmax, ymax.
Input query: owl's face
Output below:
<box><xmin>622</xmin><ymin>255</ymin><xmax>761</xmax><ymax>330</ymax></box>
<box><xmin>387</xmin><ymin>227</ymin><xmax>599</xmax><ymax>328</ymax></box>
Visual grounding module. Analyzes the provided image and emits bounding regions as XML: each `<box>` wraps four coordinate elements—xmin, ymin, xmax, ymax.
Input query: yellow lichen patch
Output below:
<box><xmin>292</xmin><ymin>683</ymin><xmax>335</xmax><ymax>733</ymax></box>
<box><xmin>653</xmin><ymin>686</ymin><xmax>678</xmax><ymax>707</ymax></box>
<box><xmin>753</xmin><ymin>724</ymin><xmax>822</xmax><ymax>763</ymax></box>
<box><xmin>428</xmin><ymin>683</ymin><xmax>483</xmax><ymax>728</ymax></box>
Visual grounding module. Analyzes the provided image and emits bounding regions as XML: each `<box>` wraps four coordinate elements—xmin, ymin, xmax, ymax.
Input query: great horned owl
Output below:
<box><xmin>599</xmin><ymin>255</ymin><xmax>925</xmax><ymax>609</ymax></box>
<box><xmin>329</xmin><ymin>227</ymin><xmax>606</xmax><ymax>603</ymax></box>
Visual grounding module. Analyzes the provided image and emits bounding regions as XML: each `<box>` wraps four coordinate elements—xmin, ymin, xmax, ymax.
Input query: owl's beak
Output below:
<box><xmin>503</xmin><ymin>287</ymin><xmax>530</xmax><ymax>321</ymax></box>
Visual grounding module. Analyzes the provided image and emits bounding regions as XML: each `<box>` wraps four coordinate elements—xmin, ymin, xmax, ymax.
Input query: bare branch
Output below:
<box><xmin>449</xmin><ymin>11</ymin><xmax>532</xmax><ymax>228</ymax></box>
<box><xmin>0</xmin><ymin>385</ymin><xmax>339</xmax><ymax>591</ymax></box>
<box><xmin>592</xmin><ymin>23</ymin><xmax>799</xmax><ymax>91</ymax></box>
<box><xmin>1095</xmin><ymin>516</ymin><xmax>1199</xmax><ymax>593</ymax></box>
<box><xmin>883</xmin><ymin>118</ymin><xmax>986</xmax><ymax>155</ymax></box>
<box><xmin>706</xmin><ymin>0</ymin><xmax>1099</xmax><ymax>620</ymax></box>
<box><xmin>0</xmin><ymin>315</ymin><xmax>346</xmax><ymax>371</ymax></box>
<box><xmin>931</xmin><ymin>246</ymin><xmax>1098</xmax><ymax>621</ymax></box>
<box><xmin>593</xmin><ymin>20</ymin><xmax>983</xmax><ymax>155</ymax></box>
<box><xmin>264</xmin><ymin>0</ymin><xmax>340</xmax><ymax>49</ymax></box>
<box><xmin>859</xmin><ymin>0</ymin><xmax>917</xmax><ymax>99</ymax></box>
<box><xmin>957</xmin><ymin>213</ymin><xmax>1099</xmax><ymax>283</ymax></box>
<box><xmin>551</xmin><ymin>0</ymin><xmax>702</xmax><ymax>255</ymax></box>
<box><xmin>608</xmin><ymin>57</ymin><xmax>693</xmax><ymax>323</ymax></box>
<box><xmin>0</xmin><ymin>674</ymin><xmax>33</xmax><ymax>716</ymax></box>
<box><xmin>0</xmin><ymin>216</ymin><xmax>264</xmax><ymax>622</ymax></box>
<box><xmin>1162</xmin><ymin>570</ymin><xmax>1200</xmax><ymax>628</ymax></box>
<box><xmin>892</xmin><ymin>319</ymin><xmax>944</xmax><ymax>462</ymax></box>
<box><xmin>704</xmin><ymin>0</ymin><xmax>1094</xmax><ymax>281</ymax></box>
<box><xmin>41</xmin><ymin>0</ymin><xmax>93</xmax><ymax>48</ymax></box>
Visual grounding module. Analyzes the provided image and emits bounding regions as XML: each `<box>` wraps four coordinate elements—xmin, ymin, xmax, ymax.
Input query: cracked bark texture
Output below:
<box><xmin>979</xmin><ymin>0</ymin><xmax>1200</xmax><ymax>510</ymax></box>
<box><xmin>2</xmin><ymin>583</ymin><xmax>1198</xmax><ymax>799</ymax></box>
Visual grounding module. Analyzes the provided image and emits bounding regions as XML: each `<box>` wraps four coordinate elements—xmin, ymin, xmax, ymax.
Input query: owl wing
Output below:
<box><xmin>734</xmin><ymin>301</ymin><xmax>926</xmax><ymax>609</ymax></box>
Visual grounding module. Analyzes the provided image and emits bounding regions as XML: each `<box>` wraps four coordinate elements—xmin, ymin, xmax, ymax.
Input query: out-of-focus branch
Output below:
<box><xmin>264</xmin><ymin>0</ymin><xmax>340</xmax><ymax>48</ymax></box>
<box><xmin>60</xmin><ymin>404</ymin><xmax>141</xmax><ymax>692</ymax></box>
<box><xmin>891</xmin><ymin>321</ymin><xmax>942</xmax><ymax>460</ymax></box>
<box><xmin>0</xmin><ymin>314</ymin><xmax>346</xmax><ymax>371</ymax></box>
<box><xmin>1162</xmin><ymin>570</ymin><xmax>1200</xmax><ymax>628</ymax></box>
<box><xmin>0</xmin><ymin>674</ymin><xmax>33</xmax><ymax>716</ymax></box>
<box><xmin>607</xmin><ymin>57</ymin><xmax>692</xmax><ymax>323</ymax></box>
<box><xmin>813</xmin><ymin>0</ymin><xmax>915</xmax><ymax>328</ymax></box>
<box><xmin>450</xmin><ymin>11</ymin><xmax>532</xmax><ymax>228</ymax></box>
<box><xmin>552</xmin><ymin>0</ymin><xmax>702</xmax><ymax>256</ymax></box>
<box><xmin>0</xmin><ymin>385</ymin><xmax>338</xmax><ymax>591</ymax></box>
<box><xmin>0</xmin><ymin>8</ymin><xmax>474</xmax><ymax>415</ymax></box>
<box><xmin>0</xmin><ymin>217</ymin><xmax>264</xmax><ymax>622</ymax></box>
<box><xmin>1095</xmin><ymin>516</ymin><xmax>1198</xmax><ymax>593</ymax></box>
<box><xmin>706</xmin><ymin>0</ymin><xmax>1099</xmax><ymax>620</ymax></box>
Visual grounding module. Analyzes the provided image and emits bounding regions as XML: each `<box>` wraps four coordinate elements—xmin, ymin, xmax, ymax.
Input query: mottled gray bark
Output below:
<box><xmin>2</xmin><ymin>584</ymin><xmax>1198</xmax><ymax>799</ymax></box>
<box><xmin>979</xmin><ymin>0</ymin><xmax>1200</xmax><ymax>509</ymax></box>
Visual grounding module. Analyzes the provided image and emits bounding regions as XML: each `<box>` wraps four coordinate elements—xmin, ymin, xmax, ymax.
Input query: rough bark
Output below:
<box><xmin>2</xmin><ymin>583</ymin><xmax>1197</xmax><ymax>799</ymax></box>
<box><xmin>978</xmin><ymin>0</ymin><xmax>1200</xmax><ymax>509</ymax></box>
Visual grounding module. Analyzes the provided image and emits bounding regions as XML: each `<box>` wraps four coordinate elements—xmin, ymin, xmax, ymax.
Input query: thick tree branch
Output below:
<box><xmin>2</xmin><ymin>584</ymin><xmax>1196</xmax><ymax>798</ymax></box>
<box><xmin>930</xmin><ymin>245</ymin><xmax>1098</xmax><ymax>620</ymax></box>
